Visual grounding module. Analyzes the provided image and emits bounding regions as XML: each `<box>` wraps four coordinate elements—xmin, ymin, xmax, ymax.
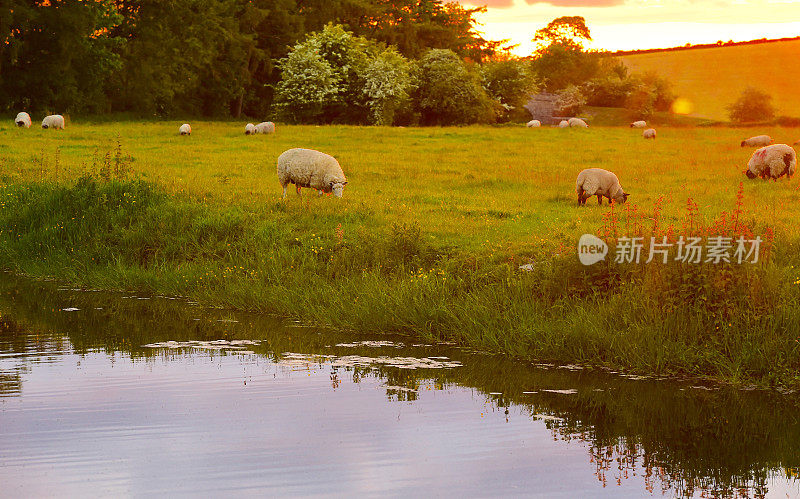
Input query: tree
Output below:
<box><xmin>728</xmin><ymin>87</ymin><xmax>775</xmax><ymax>123</ymax></box>
<box><xmin>412</xmin><ymin>49</ymin><xmax>495</xmax><ymax>125</ymax></box>
<box><xmin>1</xmin><ymin>0</ymin><xmax>123</xmax><ymax>114</ymax></box>
<box><xmin>480</xmin><ymin>59</ymin><xmax>538</xmax><ymax>122</ymax></box>
<box><xmin>533</xmin><ymin>16</ymin><xmax>591</xmax><ymax>52</ymax></box>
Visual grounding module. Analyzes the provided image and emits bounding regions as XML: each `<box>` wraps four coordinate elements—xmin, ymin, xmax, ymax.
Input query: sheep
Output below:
<box><xmin>630</xmin><ymin>120</ymin><xmax>647</xmax><ymax>128</ymax></box>
<box><xmin>568</xmin><ymin>118</ymin><xmax>588</xmax><ymax>128</ymax></box>
<box><xmin>245</xmin><ymin>123</ymin><xmax>256</xmax><ymax>135</ymax></box>
<box><xmin>526</xmin><ymin>120</ymin><xmax>541</xmax><ymax>128</ymax></box>
<box><xmin>558</xmin><ymin>120</ymin><xmax>569</xmax><ymax>128</ymax></box>
<box><xmin>41</xmin><ymin>114</ymin><xmax>65</xmax><ymax>130</ymax></box>
<box><xmin>179</xmin><ymin>124</ymin><xmax>191</xmax><ymax>136</ymax></box>
<box><xmin>740</xmin><ymin>135</ymin><xmax>772</xmax><ymax>147</ymax></box>
<box><xmin>277</xmin><ymin>148</ymin><xmax>348</xmax><ymax>198</ymax></box>
<box><xmin>15</xmin><ymin>112</ymin><xmax>31</xmax><ymax>128</ymax></box>
<box><xmin>576</xmin><ymin>168</ymin><xmax>629</xmax><ymax>206</ymax></box>
<box><xmin>744</xmin><ymin>144</ymin><xmax>796</xmax><ymax>180</ymax></box>
<box><xmin>643</xmin><ymin>128</ymin><xmax>657</xmax><ymax>139</ymax></box>
<box><xmin>255</xmin><ymin>121</ymin><xmax>275</xmax><ymax>134</ymax></box>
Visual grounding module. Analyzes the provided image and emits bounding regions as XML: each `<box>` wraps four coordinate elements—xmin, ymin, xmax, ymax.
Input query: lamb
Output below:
<box><xmin>179</xmin><ymin>124</ymin><xmax>191</xmax><ymax>136</ymax></box>
<box><xmin>740</xmin><ymin>135</ymin><xmax>772</xmax><ymax>147</ymax></box>
<box><xmin>744</xmin><ymin>144</ymin><xmax>796</xmax><ymax>180</ymax></box>
<box><xmin>643</xmin><ymin>128</ymin><xmax>656</xmax><ymax>139</ymax></box>
<box><xmin>558</xmin><ymin>120</ymin><xmax>569</xmax><ymax>128</ymax></box>
<box><xmin>630</xmin><ymin>120</ymin><xmax>647</xmax><ymax>128</ymax></box>
<box><xmin>41</xmin><ymin>114</ymin><xmax>65</xmax><ymax>129</ymax></box>
<box><xmin>15</xmin><ymin>112</ymin><xmax>31</xmax><ymax>128</ymax></box>
<box><xmin>576</xmin><ymin>168</ymin><xmax>629</xmax><ymax>206</ymax></box>
<box><xmin>277</xmin><ymin>148</ymin><xmax>348</xmax><ymax>198</ymax></box>
<box><xmin>526</xmin><ymin>120</ymin><xmax>541</xmax><ymax>128</ymax></box>
<box><xmin>255</xmin><ymin>121</ymin><xmax>275</xmax><ymax>134</ymax></box>
<box><xmin>568</xmin><ymin>118</ymin><xmax>588</xmax><ymax>128</ymax></box>
<box><xmin>245</xmin><ymin>123</ymin><xmax>256</xmax><ymax>135</ymax></box>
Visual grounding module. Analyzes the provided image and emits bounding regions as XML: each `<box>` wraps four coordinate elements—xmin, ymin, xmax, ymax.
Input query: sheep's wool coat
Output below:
<box><xmin>15</xmin><ymin>112</ymin><xmax>31</xmax><ymax>128</ymax></box>
<box><xmin>41</xmin><ymin>115</ymin><xmax>64</xmax><ymax>129</ymax></box>
<box><xmin>741</xmin><ymin>135</ymin><xmax>772</xmax><ymax>147</ymax></box>
<box><xmin>277</xmin><ymin>148</ymin><xmax>346</xmax><ymax>193</ymax></box>
<box><xmin>576</xmin><ymin>168</ymin><xmax>626</xmax><ymax>201</ymax></box>
<box><xmin>747</xmin><ymin>144</ymin><xmax>796</xmax><ymax>180</ymax></box>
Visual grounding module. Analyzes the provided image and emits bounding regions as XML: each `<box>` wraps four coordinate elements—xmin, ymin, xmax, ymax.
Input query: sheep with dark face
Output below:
<box><xmin>41</xmin><ymin>115</ymin><xmax>65</xmax><ymax>129</ymax></box>
<box><xmin>179</xmin><ymin>124</ymin><xmax>191</xmax><ymax>135</ymax></box>
<box><xmin>277</xmin><ymin>148</ymin><xmax>348</xmax><ymax>198</ymax></box>
<box><xmin>576</xmin><ymin>168</ymin><xmax>629</xmax><ymax>206</ymax></box>
<box><xmin>744</xmin><ymin>144</ymin><xmax>796</xmax><ymax>180</ymax></box>
<box><xmin>643</xmin><ymin>128</ymin><xmax>656</xmax><ymax>139</ymax></box>
<box><xmin>15</xmin><ymin>112</ymin><xmax>31</xmax><ymax>128</ymax></box>
<box><xmin>630</xmin><ymin>120</ymin><xmax>646</xmax><ymax>128</ymax></box>
<box><xmin>245</xmin><ymin>123</ymin><xmax>256</xmax><ymax>135</ymax></box>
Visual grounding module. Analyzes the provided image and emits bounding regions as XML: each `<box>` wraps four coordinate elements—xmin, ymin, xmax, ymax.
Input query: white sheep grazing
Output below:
<box><xmin>255</xmin><ymin>121</ymin><xmax>275</xmax><ymax>134</ymax></box>
<box><xmin>179</xmin><ymin>124</ymin><xmax>191</xmax><ymax>136</ymax></box>
<box><xmin>576</xmin><ymin>168</ymin><xmax>629</xmax><ymax>206</ymax></box>
<box><xmin>277</xmin><ymin>148</ymin><xmax>348</xmax><ymax>198</ymax></box>
<box><xmin>245</xmin><ymin>123</ymin><xmax>256</xmax><ymax>135</ymax></box>
<box><xmin>558</xmin><ymin>120</ymin><xmax>569</xmax><ymax>128</ymax></box>
<box><xmin>15</xmin><ymin>112</ymin><xmax>31</xmax><ymax>128</ymax></box>
<box><xmin>740</xmin><ymin>135</ymin><xmax>772</xmax><ymax>147</ymax></box>
<box><xmin>41</xmin><ymin>114</ymin><xmax>65</xmax><ymax>129</ymax></box>
<box><xmin>568</xmin><ymin>118</ymin><xmax>588</xmax><ymax>128</ymax></box>
<box><xmin>744</xmin><ymin>144</ymin><xmax>796</xmax><ymax>180</ymax></box>
<box><xmin>630</xmin><ymin>120</ymin><xmax>647</xmax><ymax>128</ymax></box>
<box><xmin>526</xmin><ymin>120</ymin><xmax>541</xmax><ymax>128</ymax></box>
<box><xmin>643</xmin><ymin>128</ymin><xmax>656</xmax><ymax>139</ymax></box>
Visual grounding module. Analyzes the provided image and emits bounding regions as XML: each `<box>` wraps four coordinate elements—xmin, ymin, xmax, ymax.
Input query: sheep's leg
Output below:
<box><xmin>296</xmin><ymin>185</ymin><xmax>302</xmax><ymax>196</ymax></box>
<box><xmin>282</xmin><ymin>185</ymin><xmax>287</xmax><ymax>199</ymax></box>
<box><xmin>597</xmin><ymin>194</ymin><xmax>603</xmax><ymax>205</ymax></box>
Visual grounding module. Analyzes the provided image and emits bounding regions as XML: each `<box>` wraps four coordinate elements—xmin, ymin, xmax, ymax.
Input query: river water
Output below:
<box><xmin>1</xmin><ymin>273</ymin><xmax>798</xmax><ymax>497</ymax></box>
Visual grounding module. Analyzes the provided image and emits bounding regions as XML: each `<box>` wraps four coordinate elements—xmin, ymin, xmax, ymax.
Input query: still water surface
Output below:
<box><xmin>1</xmin><ymin>274</ymin><xmax>799</xmax><ymax>497</ymax></box>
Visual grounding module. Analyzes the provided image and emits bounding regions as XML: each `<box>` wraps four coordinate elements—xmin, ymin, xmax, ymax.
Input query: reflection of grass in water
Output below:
<box><xmin>2</xmin><ymin>275</ymin><xmax>800</xmax><ymax>498</ymax></box>
<box><xmin>2</xmin><ymin>124</ymin><xmax>800</xmax><ymax>390</ymax></box>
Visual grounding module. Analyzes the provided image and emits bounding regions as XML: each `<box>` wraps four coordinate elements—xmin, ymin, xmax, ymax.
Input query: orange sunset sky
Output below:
<box><xmin>456</xmin><ymin>0</ymin><xmax>800</xmax><ymax>54</ymax></box>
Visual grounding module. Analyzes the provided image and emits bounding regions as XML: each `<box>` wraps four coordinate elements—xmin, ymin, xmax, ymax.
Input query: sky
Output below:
<box><xmin>456</xmin><ymin>0</ymin><xmax>800</xmax><ymax>54</ymax></box>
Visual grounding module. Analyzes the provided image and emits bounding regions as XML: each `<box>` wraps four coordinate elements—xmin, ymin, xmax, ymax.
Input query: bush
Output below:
<box><xmin>728</xmin><ymin>87</ymin><xmax>776</xmax><ymax>123</ymax></box>
<box><xmin>412</xmin><ymin>49</ymin><xmax>496</xmax><ymax>126</ymax></box>
<box><xmin>361</xmin><ymin>49</ymin><xmax>414</xmax><ymax>126</ymax></box>
<box><xmin>480</xmin><ymin>60</ymin><xmax>538</xmax><ymax>122</ymax></box>
<box><xmin>582</xmin><ymin>76</ymin><xmax>634</xmax><ymax>107</ymax></box>
<box><xmin>624</xmin><ymin>72</ymin><xmax>675</xmax><ymax>119</ymax></box>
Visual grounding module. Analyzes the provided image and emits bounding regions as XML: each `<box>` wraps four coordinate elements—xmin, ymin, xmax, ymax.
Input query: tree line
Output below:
<box><xmin>1</xmin><ymin>0</ymin><xmax>499</xmax><ymax>118</ymax></box>
<box><xmin>2</xmin><ymin>4</ymin><xmax>676</xmax><ymax>124</ymax></box>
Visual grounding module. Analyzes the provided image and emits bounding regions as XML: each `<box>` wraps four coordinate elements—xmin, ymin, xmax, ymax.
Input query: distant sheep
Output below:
<box><xmin>255</xmin><ymin>121</ymin><xmax>275</xmax><ymax>134</ymax></box>
<box><xmin>245</xmin><ymin>123</ymin><xmax>256</xmax><ymax>135</ymax></box>
<box><xmin>179</xmin><ymin>124</ymin><xmax>191</xmax><ymax>136</ymax></box>
<box><xmin>568</xmin><ymin>118</ymin><xmax>588</xmax><ymax>128</ymax></box>
<box><xmin>576</xmin><ymin>168</ymin><xmax>629</xmax><ymax>206</ymax></box>
<box><xmin>740</xmin><ymin>135</ymin><xmax>772</xmax><ymax>147</ymax></box>
<box><xmin>277</xmin><ymin>148</ymin><xmax>347</xmax><ymax>198</ymax></box>
<box><xmin>526</xmin><ymin>120</ymin><xmax>541</xmax><ymax>128</ymax></box>
<box><xmin>41</xmin><ymin>115</ymin><xmax>65</xmax><ymax>130</ymax></box>
<box><xmin>745</xmin><ymin>144</ymin><xmax>796</xmax><ymax>180</ymax></box>
<box><xmin>558</xmin><ymin>120</ymin><xmax>569</xmax><ymax>128</ymax></box>
<box><xmin>630</xmin><ymin>120</ymin><xmax>647</xmax><ymax>128</ymax></box>
<box><xmin>643</xmin><ymin>128</ymin><xmax>656</xmax><ymax>139</ymax></box>
<box><xmin>15</xmin><ymin>112</ymin><xmax>31</xmax><ymax>128</ymax></box>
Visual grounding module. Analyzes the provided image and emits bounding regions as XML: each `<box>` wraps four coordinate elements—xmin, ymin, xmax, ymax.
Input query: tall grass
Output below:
<box><xmin>1</xmin><ymin>123</ymin><xmax>800</xmax><ymax>387</ymax></box>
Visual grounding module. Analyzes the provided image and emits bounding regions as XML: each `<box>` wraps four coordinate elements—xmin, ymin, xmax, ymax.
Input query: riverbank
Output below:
<box><xmin>2</xmin><ymin>123</ymin><xmax>799</xmax><ymax>388</ymax></box>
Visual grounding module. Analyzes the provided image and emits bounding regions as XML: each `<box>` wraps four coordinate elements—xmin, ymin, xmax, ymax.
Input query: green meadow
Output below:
<box><xmin>2</xmin><ymin>121</ymin><xmax>800</xmax><ymax>387</ymax></box>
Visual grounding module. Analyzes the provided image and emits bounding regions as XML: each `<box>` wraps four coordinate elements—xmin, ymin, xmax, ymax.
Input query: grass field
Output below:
<box><xmin>2</xmin><ymin>121</ymin><xmax>800</xmax><ymax>387</ymax></box>
<box><xmin>619</xmin><ymin>39</ymin><xmax>800</xmax><ymax>121</ymax></box>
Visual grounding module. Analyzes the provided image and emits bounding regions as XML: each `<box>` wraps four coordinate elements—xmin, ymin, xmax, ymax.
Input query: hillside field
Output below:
<box><xmin>619</xmin><ymin>40</ymin><xmax>800</xmax><ymax>121</ymax></box>
<box><xmin>2</xmin><ymin>122</ymin><xmax>800</xmax><ymax>387</ymax></box>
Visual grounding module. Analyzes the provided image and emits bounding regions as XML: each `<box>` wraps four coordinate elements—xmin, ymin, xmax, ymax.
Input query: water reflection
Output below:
<box><xmin>0</xmin><ymin>273</ymin><xmax>798</xmax><ymax>497</ymax></box>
